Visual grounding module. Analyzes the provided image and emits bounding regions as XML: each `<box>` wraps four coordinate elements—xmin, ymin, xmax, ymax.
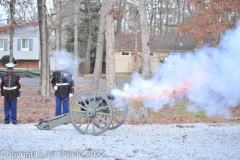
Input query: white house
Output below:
<box><xmin>0</xmin><ymin>26</ymin><xmax>40</xmax><ymax>69</ymax></box>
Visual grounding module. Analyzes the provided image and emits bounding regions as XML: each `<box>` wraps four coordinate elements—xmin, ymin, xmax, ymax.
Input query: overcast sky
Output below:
<box><xmin>0</xmin><ymin>5</ymin><xmax>7</xmax><ymax>25</ymax></box>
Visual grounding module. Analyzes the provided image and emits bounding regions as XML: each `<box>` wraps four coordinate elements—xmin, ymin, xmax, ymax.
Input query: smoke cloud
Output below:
<box><xmin>112</xmin><ymin>21</ymin><xmax>240</xmax><ymax>117</ymax></box>
<box><xmin>53</xmin><ymin>49</ymin><xmax>82</xmax><ymax>75</ymax></box>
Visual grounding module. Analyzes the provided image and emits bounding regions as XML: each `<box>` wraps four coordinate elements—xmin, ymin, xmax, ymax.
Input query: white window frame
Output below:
<box><xmin>21</xmin><ymin>38</ymin><xmax>29</xmax><ymax>51</ymax></box>
<box><xmin>121</xmin><ymin>52</ymin><xmax>131</xmax><ymax>56</ymax></box>
<box><xmin>150</xmin><ymin>52</ymin><xmax>155</xmax><ymax>57</ymax></box>
<box><xmin>0</xmin><ymin>39</ymin><xmax>3</xmax><ymax>51</ymax></box>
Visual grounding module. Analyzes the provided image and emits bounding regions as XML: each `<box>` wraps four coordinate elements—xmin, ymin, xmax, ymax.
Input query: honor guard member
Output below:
<box><xmin>51</xmin><ymin>58</ymin><xmax>74</xmax><ymax>116</ymax></box>
<box><xmin>0</xmin><ymin>63</ymin><xmax>21</xmax><ymax>124</ymax></box>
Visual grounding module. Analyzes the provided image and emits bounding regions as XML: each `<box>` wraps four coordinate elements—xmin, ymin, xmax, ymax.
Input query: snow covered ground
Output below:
<box><xmin>0</xmin><ymin>123</ymin><xmax>240</xmax><ymax>160</ymax></box>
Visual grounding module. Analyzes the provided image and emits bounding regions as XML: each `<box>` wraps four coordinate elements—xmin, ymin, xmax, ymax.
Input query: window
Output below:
<box><xmin>0</xmin><ymin>39</ymin><xmax>8</xmax><ymax>51</ymax></box>
<box><xmin>121</xmin><ymin>52</ymin><xmax>130</xmax><ymax>56</ymax></box>
<box><xmin>150</xmin><ymin>52</ymin><xmax>155</xmax><ymax>57</ymax></box>
<box><xmin>17</xmin><ymin>38</ymin><xmax>33</xmax><ymax>51</ymax></box>
<box><xmin>0</xmin><ymin>39</ymin><xmax>3</xmax><ymax>50</ymax></box>
<box><xmin>22</xmin><ymin>39</ymin><xmax>29</xmax><ymax>50</ymax></box>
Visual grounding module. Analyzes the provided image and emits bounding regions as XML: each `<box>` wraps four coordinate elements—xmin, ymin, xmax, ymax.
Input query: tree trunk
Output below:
<box><xmin>159</xmin><ymin>0</ymin><xmax>163</xmax><ymax>35</ymax></box>
<box><xmin>105</xmin><ymin>0</ymin><xmax>116</xmax><ymax>88</ymax></box>
<box><xmin>9</xmin><ymin>0</ymin><xmax>15</xmax><ymax>63</ymax></box>
<box><xmin>139</xmin><ymin>0</ymin><xmax>151</xmax><ymax>79</ymax></box>
<box><xmin>85</xmin><ymin>1</ymin><xmax>95</xmax><ymax>74</ymax></box>
<box><xmin>165</xmin><ymin>1</ymin><xmax>169</xmax><ymax>33</ymax></box>
<box><xmin>85</xmin><ymin>25</ymin><xmax>93</xmax><ymax>74</ymax></box>
<box><xmin>37</xmin><ymin>0</ymin><xmax>43</xmax><ymax>89</ymax></box>
<box><xmin>115</xmin><ymin>0</ymin><xmax>123</xmax><ymax>35</ymax></box>
<box><xmin>133</xmin><ymin>15</ymin><xmax>139</xmax><ymax>72</ymax></box>
<box><xmin>178</xmin><ymin>0</ymin><xmax>181</xmax><ymax>24</ymax></box>
<box><xmin>132</xmin><ymin>31</ymin><xmax>138</xmax><ymax>72</ymax></box>
<box><xmin>92</xmin><ymin>0</ymin><xmax>107</xmax><ymax>90</ymax></box>
<box><xmin>55</xmin><ymin>0</ymin><xmax>61</xmax><ymax>51</ymax></box>
<box><xmin>74</xmin><ymin>0</ymin><xmax>79</xmax><ymax>78</ymax></box>
<box><xmin>46</xmin><ymin>3</ymin><xmax>50</xmax><ymax>101</ymax></box>
<box><xmin>139</xmin><ymin>0</ymin><xmax>151</xmax><ymax>118</ymax></box>
<box><xmin>38</xmin><ymin>0</ymin><xmax>50</xmax><ymax>102</ymax></box>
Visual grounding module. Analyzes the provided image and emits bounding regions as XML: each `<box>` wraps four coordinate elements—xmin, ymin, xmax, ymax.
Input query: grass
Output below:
<box><xmin>27</xmin><ymin>70</ymin><xmax>41</xmax><ymax>74</ymax></box>
<box><xmin>0</xmin><ymin>68</ymin><xmax>55</xmax><ymax>75</ymax></box>
<box><xmin>173</xmin><ymin>101</ymin><xmax>207</xmax><ymax>119</ymax></box>
<box><xmin>116</xmin><ymin>73</ymin><xmax>132</xmax><ymax>81</ymax></box>
<box><xmin>128</xmin><ymin>98</ymin><xmax>209</xmax><ymax>120</ymax></box>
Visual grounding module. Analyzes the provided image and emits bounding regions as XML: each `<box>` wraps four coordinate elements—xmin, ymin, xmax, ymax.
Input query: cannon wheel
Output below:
<box><xmin>69</xmin><ymin>90</ymin><xmax>113</xmax><ymax>136</ymax></box>
<box><xmin>98</xmin><ymin>88</ymin><xmax>128</xmax><ymax>130</ymax></box>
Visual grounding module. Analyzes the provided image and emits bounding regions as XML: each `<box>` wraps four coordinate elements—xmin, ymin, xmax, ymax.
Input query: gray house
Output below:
<box><xmin>0</xmin><ymin>26</ymin><xmax>40</xmax><ymax>69</ymax></box>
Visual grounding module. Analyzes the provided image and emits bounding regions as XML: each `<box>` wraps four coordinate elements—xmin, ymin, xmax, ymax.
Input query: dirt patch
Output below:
<box><xmin>0</xmin><ymin>83</ymin><xmax>240</xmax><ymax>125</ymax></box>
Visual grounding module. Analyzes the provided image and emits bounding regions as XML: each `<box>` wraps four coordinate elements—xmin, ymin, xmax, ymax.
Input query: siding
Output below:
<box><xmin>115</xmin><ymin>51</ymin><xmax>133</xmax><ymax>73</ymax></box>
<box><xmin>115</xmin><ymin>50</ymin><xmax>170</xmax><ymax>73</ymax></box>
<box><xmin>0</xmin><ymin>35</ymin><xmax>39</xmax><ymax>60</ymax></box>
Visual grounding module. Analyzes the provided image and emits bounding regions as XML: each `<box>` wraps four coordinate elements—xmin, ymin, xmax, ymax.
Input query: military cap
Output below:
<box><xmin>5</xmin><ymin>63</ymin><xmax>15</xmax><ymax>69</ymax></box>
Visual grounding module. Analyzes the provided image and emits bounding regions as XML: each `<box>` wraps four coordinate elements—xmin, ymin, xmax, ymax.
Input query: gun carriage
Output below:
<box><xmin>35</xmin><ymin>88</ymin><xmax>128</xmax><ymax>136</ymax></box>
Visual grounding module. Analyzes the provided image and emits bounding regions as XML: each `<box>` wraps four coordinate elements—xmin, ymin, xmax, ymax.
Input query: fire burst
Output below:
<box><xmin>116</xmin><ymin>67</ymin><xmax>208</xmax><ymax>102</ymax></box>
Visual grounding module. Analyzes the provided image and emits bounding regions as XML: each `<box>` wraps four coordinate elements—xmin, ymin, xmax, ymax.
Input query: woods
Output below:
<box><xmin>177</xmin><ymin>0</ymin><xmax>240</xmax><ymax>46</ymax></box>
<box><xmin>1</xmin><ymin>0</ymin><xmax>240</xmax><ymax>106</ymax></box>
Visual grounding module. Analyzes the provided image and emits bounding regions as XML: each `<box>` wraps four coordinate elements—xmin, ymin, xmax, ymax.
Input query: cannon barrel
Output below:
<box><xmin>78</xmin><ymin>94</ymin><xmax>115</xmax><ymax>106</ymax></box>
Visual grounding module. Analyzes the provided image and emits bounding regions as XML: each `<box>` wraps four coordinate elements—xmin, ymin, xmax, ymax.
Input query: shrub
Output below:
<box><xmin>1</xmin><ymin>55</ymin><xmax>15</xmax><ymax>66</ymax></box>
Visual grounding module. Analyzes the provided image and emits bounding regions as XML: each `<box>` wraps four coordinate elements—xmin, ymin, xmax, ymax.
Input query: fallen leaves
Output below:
<box><xmin>0</xmin><ymin>84</ymin><xmax>240</xmax><ymax>125</ymax></box>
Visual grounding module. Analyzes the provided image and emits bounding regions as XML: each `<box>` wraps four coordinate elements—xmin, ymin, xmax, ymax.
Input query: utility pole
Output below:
<box><xmin>74</xmin><ymin>0</ymin><xmax>79</xmax><ymax>78</ymax></box>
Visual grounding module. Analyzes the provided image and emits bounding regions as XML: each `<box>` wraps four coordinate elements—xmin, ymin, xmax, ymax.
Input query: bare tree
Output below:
<box><xmin>74</xmin><ymin>0</ymin><xmax>79</xmax><ymax>78</ymax></box>
<box><xmin>55</xmin><ymin>0</ymin><xmax>61</xmax><ymax>51</ymax></box>
<box><xmin>92</xmin><ymin>0</ymin><xmax>107</xmax><ymax>89</ymax></box>
<box><xmin>139</xmin><ymin>0</ymin><xmax>150</xmax><ymax>79</ymax></box>
<box><xmin>133</xmin><ymin>12</ymin><xmax>140</xmax><ymax>72</ymax></box>
<box><xmin>178</xmin><ymin>0</ymin><xmax>240</xmax><ymax>46</ymax></box>
<box><xmin>38</xmin><ymin>0</ymin><xmax>50</xmax><ymax>102</ymax></box>
<box><xmin>105</xmin><ymin>0</ymin><xmax>116</xmax><ymax>88</ymax></box>
<box><xmin>85</xmin><ymin>23</ymin><xmax>94</xmax><ymax>74</ymax></box>
<box><xmin>9</xmin><ymin>0</ymin><xmax>15</xmax><ymax>63</ymax></box>
<box><xmin>139</xmin><ymin>0</ymin><xmax>151</xmax><ymax>118</ymax></box>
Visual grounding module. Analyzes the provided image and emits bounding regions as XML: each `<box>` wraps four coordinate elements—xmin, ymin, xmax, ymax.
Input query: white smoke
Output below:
<box><xmin>53</xmin><ymin>49</ymin><xmax>83</xmax><ymax>75</ymax></box>
<box><xmin>112</xmin><ymin>21</ymin><xmax>240</xmax><ymax>117</ymax></box>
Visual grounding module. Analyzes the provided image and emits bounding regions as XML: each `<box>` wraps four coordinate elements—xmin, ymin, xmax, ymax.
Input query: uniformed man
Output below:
<box><xmin>0</xmin><ymin>63</ymin><xmax>21</xmax><ymax>124</ymax></box>
<box><xmin>51</xmin><ymin>58</ymin><xmax>74</xmax><ymax>116</ymax></box>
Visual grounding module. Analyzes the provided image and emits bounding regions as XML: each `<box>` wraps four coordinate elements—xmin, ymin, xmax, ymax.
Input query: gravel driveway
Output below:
<box><xmin>0</xmin><ymin>123</ymin><xmax>240</xmax><ymax>160</ymax></box>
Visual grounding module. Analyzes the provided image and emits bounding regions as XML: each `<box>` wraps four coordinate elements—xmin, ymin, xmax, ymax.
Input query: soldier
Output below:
<box><xmin>51</xmin><ymin>58</ymin><xmax>74</xmax><ymax>117</ymax></box>
<box><xmin>0</xmin><ymin>63</ymin><xmax>21</xmax><ymax>124</ymax></box>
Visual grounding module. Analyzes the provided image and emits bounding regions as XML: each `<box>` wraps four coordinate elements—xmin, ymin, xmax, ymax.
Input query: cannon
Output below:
<box><xmin>35</xmin><ymin>88</ymin><xmax>128</xmax><ymax>136</ymax></box>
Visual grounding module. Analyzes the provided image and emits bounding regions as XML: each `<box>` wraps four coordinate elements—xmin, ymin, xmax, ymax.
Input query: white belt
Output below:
<box><xmin>56</xmin><ymin>83</ymin><xmax>69</xmax><ymax>86</ymax></box>
<box><xmin>4</xmin><ymin>86</ymin><xmax>17</xmax><ymax>90</ymax></box>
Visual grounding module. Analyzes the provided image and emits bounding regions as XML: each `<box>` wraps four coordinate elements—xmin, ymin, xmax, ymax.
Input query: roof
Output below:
<box><xmin>115</xmin><ymin>34</ymin><xmax>197</xmax><ymax>51</ymax></box>
<box><xmin>14</xmin><ymin>26</ymin><xmax>39</xmax><ymax>35</ymax></box>
<box><xmin>0</xmin><ymin>26</ymin><xmax>39</xmax><ymax>36</ymax></box>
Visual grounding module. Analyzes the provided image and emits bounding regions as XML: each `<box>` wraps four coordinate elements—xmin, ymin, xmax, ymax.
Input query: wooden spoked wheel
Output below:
<box><xmin>69</xmin><ymin>90</ymin><xmax>113</xmax><ymax>136</ymax></box>
<box><xmin>98</xmin><ymin>88</ymin><xmax>128</xmax><ymax>130</ymax></box>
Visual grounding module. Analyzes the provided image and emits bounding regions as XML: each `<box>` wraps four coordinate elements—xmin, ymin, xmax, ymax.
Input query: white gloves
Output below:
<box><xmin>54</xmin><ymin>86</ymin><xmax>58</xmax><ymax>90</ymax></box>
<box><xmin>1</xmin><ymin>96</ymin><xmax>4</xmax><ymax>99</ymax></box>
<box><xmin>69</xmin><ymin>93</ymin><xmax>73</xmax><ymax>98</ymax></box>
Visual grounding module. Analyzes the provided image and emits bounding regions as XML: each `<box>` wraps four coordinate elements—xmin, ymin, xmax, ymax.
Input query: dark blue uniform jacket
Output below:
<box><xmin>1</xmin><ymin>73</ymin><xmax>21</xmax><ymax>100</ymax></box>
<box><xmin>51</xmin><ymin>70</ymin><xmax>74</xmax><ymax>97</ymax></box>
